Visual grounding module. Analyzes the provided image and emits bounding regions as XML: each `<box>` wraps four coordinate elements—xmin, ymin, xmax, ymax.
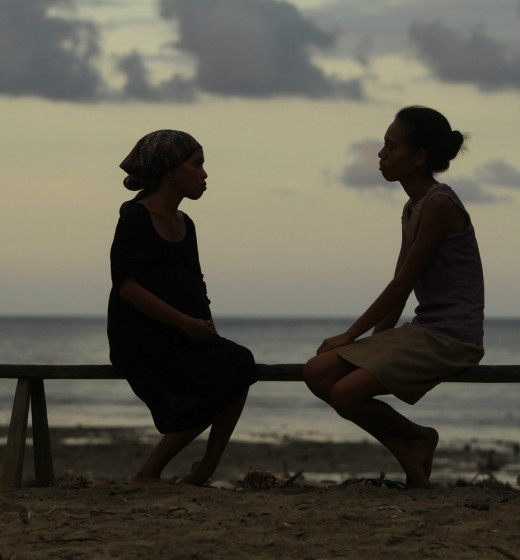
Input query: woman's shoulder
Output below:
<box><xmin>427</xmin><ymin>183</ymin><xmax>457</xmax><ymax>200</ymax></box>
<box><xmin>115</xmin><ymin>201</ymin><xmax>152</xmax><ymax>234</ymax></box>
<box><xmin>180</xmin><ymin>211</ymin><xmax>196</xmax><ymax>232</ymax></box>
<box><xmin>120</xmin><ymin>199</ymin><xmax>146</xmax><ymax>216</ymax></box>
<box><xmin>119</xmin><ymin>200</ymin><xmax>152</xmax><ymax>223</ymax></box>
<box><xmin>426</xmin><ymin>183</ymin><xmax>467</xmax><ymax>209</ymax></box>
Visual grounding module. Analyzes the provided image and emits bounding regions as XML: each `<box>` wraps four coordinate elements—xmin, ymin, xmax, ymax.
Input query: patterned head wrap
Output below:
<box><xmin>119</xmin><ymin>129</ymin><xmax>202</xmax><ymax>191</ymax></box>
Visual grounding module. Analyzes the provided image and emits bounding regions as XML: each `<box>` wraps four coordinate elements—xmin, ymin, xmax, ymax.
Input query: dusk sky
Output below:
<box><xmin>2</xmin><ymin>0</ymin><xmax>519</xmax><ymax>318</ymax></box>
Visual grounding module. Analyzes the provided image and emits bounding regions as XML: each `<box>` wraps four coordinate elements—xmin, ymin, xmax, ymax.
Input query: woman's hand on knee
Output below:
<box><xmin>317</xmin><ymin>332</ymin><xmax>354</xmax><ymax>354</ymax></box>
<box><xmin>183</xmin><ymin>318</ymin><xmax>217</xmax><ymax>343</ymax></box>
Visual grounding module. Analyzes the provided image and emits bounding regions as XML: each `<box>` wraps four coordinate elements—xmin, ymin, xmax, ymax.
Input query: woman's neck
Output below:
<box><xmin>142</xmin><ymin>186</ymin><xmax>183</xmax><ymax>218</ymax></box>
<box><xmin>401</xmin><ymin>174</ymin><xmax>438</xmax><ymax>203</ymax></box>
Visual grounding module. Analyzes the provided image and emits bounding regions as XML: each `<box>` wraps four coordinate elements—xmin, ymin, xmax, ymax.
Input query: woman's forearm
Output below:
<box><xmin>345</xmin><ymin>277</ymin><xmax>412</xmax><ymax>340</ymax></box>
<box><xmin>119</xmin><ymin>277</ymin><xmax>193</xmax><ymax>330</ymax></box>
<box><xmin>372</xmin><ymin>298</ymin><xmax>408</xmax><ymax>334</ymax></box>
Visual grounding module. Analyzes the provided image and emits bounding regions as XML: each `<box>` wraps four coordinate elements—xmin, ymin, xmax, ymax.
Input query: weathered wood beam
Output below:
<box><xmin>1</xmin><ymin>363</ymin><xmax>520</xmax><ymax>383</ymax></box>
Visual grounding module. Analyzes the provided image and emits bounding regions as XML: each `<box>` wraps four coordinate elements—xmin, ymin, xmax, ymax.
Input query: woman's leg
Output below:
<box><xmin>182</xmin><ymin>389</ymin><xmax>249</xmax><ymax>485</ymax></box>
<box><xmin>131</xmin><ymin>389</ymin><xmax>249</xmax><ymax>485</ymax></box>
<box><xmin>130</xmin><ymin>424</ymin><xmax>209</xmax><ymax>484</ymax></box>
<box><xmin>329</xmin><ymin>369</ymin><xmax>438</xmax><ymax>488</ymax></box>
<box><xmin>304</xmin><ymin>352</ymin><xmax>437</xmax><ymax>487</ymax></box>
<box><xmin>304</xmin><ymin>351</ymin><xmax>354</xmax><ymax>402</ymax></box>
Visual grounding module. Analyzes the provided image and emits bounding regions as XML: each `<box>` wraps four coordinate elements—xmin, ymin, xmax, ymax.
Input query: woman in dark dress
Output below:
<box><xmin>108</xmin><ymin>130</ymin><xmax>258</xmax><ymax>484</ymax></box>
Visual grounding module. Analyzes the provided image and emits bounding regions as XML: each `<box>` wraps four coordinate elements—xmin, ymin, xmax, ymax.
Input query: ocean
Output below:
<box><xmin>0</xmin><ymin>316</ymin><xmax>519</xmax><ymax>448</ymax></box>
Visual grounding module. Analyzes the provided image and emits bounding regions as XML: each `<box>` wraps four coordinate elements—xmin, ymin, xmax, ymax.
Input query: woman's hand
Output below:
<box><xmin>182</xmin><ymin>318</ymin><xmax>217</xmax><ymax>343</ymax></box>
<box><xmin>317</xmin><ymin>332</ymin><xmax>355</xmax><ymax>354</ymax></box>
<box><xmin>119</xmin><ymin>279</ymin><xmax>218</xmax><ymax>342</ymax></box>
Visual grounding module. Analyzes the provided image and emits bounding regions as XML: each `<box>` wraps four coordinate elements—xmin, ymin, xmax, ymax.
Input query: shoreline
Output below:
<box><xmin>2</xmin><ymin>425</ymin><xmax>519</xmax><ymax>487</ymax></box>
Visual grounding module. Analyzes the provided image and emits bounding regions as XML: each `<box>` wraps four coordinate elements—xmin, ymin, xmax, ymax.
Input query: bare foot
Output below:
<box><xmin>177</xmin><ymin>461</ymin><xmax>216</xmax><ymax>486</ymax></box>
<box><xmin>177</xmin><ymin>473</ymin><xmax>208</xmax><ymax>486</ymax></box>
<box><xmin>401</xmin><ymin>428</ymin><xmax>439</xmax><ymax>488</ymax></box>
<box><xmin>391</xmin><ymin>427</ymin><xmax>439</xmax><ymax>489</ymax></box>
<box><xmin>127</xmin><ymin>473</ymin><xmax>162</xmax><ymax>485</ymax></box>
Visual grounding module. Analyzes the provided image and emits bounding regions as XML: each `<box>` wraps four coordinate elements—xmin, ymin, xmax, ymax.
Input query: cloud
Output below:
<box><xmin>449</xmin><ymin>176</ymin><xmax>510</xmax><ymax>204</ymax></box>
<box><xmin>339</xmin><ymin>139</ymin><xmax>397</xmax><ymax>191</ymax></box>
<box><xmin>352</xmin><ymin>35</ymin><xmax>373</xmax><ymax>68</ymax></box>
<box><xmin>0</xmin><ymin>0</ymin><xmax>104</xmax><ymax>100</ymax></box>
<box><xmin>477</xmin><ymin>159</ymin><xmax>520</xmax><ymax>188</ymax></box>
<box><xmin>158</xmin><ymin>0</ymin><xmax>366</xmax><ymax>99</ymax></box>
<box><xmin>338</xmin><ymin>140</ymin><xmax>511</xmax><ymax>204</ymax></box>
<box><xmin>409</xmin><ymin>21</ymin><xmax>520</xmax><ymax>91</ymax></box>
<box><xmin>116</xmin><ymin>52</ymin><xmax>159</xmax><ymax>100</ymax></box>
<box><xmin>1</xmin><ymin>0</ymin><xmax>366</xmax><ymax>102</ymax></box>
<box><xmin>116</xmin><ymin>52</ymin><xmax>197</xmax><ymax>102</ymax></box>
<box><xmin>12</xmin><ymin>1</ymin><xmax>520</xmax><ymax>103</ymax></box>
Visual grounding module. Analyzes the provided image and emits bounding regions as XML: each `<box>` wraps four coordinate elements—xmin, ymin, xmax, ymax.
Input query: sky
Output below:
<box><xmin>1</xmin><ymin>0</ymin><xmax>520</xmax><ymax>319</ymax></box>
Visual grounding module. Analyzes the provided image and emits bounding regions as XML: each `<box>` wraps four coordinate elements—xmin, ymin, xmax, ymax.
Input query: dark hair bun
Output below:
<box><xmin>448</xmin><ymin>130</ymin><xmax>464</xmax><ymax>160</ymax></box>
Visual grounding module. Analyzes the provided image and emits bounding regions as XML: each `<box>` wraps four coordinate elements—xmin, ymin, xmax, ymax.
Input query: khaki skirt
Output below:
<box><xmin>335</xmin><ymin>323</ymin><xmax>484</xmax><ymax>405</ymax></box>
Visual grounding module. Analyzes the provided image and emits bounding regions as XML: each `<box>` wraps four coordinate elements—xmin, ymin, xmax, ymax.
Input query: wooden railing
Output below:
<box><xmin>1</xmin><ymin>363</ymin><xmax>519</xmax><ymax>487</ymax></box>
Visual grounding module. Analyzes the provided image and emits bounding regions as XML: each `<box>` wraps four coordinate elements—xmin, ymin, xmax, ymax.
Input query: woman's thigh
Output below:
<box><xmin>304</xmin><ymin>351</ymin><xmax>354</xmax><ymax>400</ymax></box>
<box><xmin>330</xmin><ymin>368</ymin><xmax>390</xmax><ymax>409</ymax></box>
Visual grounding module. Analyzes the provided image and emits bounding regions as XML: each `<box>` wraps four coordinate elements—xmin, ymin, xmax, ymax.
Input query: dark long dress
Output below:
<box><xmin>107</xmin><ymin>202</ymin><xmax>257</xmax><ymax>433</ymax></box>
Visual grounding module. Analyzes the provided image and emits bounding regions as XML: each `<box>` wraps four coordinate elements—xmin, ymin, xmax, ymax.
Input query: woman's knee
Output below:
<box><xmin>303</xmin><ymin>353</ymin><xmax>343</xmax><ymax>401</ymax></box>
<box><xmin>302</xmin><ymin>357</ymin><xmax>314</xmax><ymax>382</ymax></box>
<box><xmin>236</xmin><ymin>344</ymin><xmax>255</xmax><ymax>367</ymax></box>
<box><xmin>303</xmin><ymin>356</ymin><xmax>322</xmax><ymax>392</ymax></box>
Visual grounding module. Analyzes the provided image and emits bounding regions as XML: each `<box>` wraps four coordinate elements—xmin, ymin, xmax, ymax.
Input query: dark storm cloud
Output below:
<box><xmin>409</xmin><ymin>21</ymin><xmax>520</xmax><ymax>91</ymax></box>
<box><xmin>116</xmin><ymin>52</ymin><xmax>197</xmax><ymax>102</ymax></box>
<box><xmin>0</xmin><ymin>0</ymin><xmax>104</xmax><ymax>100</ymax></box>
<box><xmin>158</xmin><ymin>0</ymin><xmax>366</xmax><ymax>99</ymax></box>
<box><xmin>1</xmin><ymin>0</ymin><xmax>366</xmax><ymax>102</ymax></box>
<box><xmin>117</xmin><ymin>53</ymin><xmax>159</xmax><ymax>100</ymax></box>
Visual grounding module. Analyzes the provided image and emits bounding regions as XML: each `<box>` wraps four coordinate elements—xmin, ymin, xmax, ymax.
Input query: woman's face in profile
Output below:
<box><xmin>378</xmin><ymin>120</ymin><xmax>421</xmax><ymax>183</ymax></box>
<box><xmin>168</xmin><ymin>148</ymin><xmax>208</xmax><ymax>200</ymax></box>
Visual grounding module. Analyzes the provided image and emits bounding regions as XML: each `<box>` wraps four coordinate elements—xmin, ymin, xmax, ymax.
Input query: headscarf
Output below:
<box><xmin>119</xmin><ymin>129</ymin><xmax>202</xmax><ymax>192</ymax></box>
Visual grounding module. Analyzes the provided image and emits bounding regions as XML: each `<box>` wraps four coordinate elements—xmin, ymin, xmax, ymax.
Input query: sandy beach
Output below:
<box><xmin>1</xmin><ymin>426</ymin><xmax>520</xmax><ymax>559</ymax></box>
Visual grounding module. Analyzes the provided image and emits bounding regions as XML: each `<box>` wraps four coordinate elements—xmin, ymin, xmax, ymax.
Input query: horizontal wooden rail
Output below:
<box><xmin>1</xmin><ymin>363</ymin><xmax>519</xmax><ymax>488</ymax></box>
<box><xmin>1</xmin><ymin>363</ymin><xmax>520</xmax><ymax>382</ymax></box>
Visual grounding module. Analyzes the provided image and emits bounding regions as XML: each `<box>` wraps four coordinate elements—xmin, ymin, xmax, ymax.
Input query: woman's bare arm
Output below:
<box><xmin>317</xmin><ymin>195</ymin><xmax>457</xmax><ymax>353</ymax></box>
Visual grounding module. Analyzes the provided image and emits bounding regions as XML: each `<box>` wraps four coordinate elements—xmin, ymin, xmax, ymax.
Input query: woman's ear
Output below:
<box><xmin>415</xmin><ymin>148</ymin><xmax>428</xmax><ymax>167</ymax></box>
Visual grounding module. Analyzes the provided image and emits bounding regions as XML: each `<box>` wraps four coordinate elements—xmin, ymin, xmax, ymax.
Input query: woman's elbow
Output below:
<box><xmin>118</xmin><ymin>278</ymin><xmax>140</xmax><ymax>302</ymax></box>
<box><xmin>388</xmin><ymin>275</ymin><xmax>415</xmax><ymax>301</ymax></box>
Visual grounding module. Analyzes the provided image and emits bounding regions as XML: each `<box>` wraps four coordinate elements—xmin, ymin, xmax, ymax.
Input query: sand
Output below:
<box><xmin>1</xmin><ymin>426</ymin><xmax>520</xmax><ymax>559</ymax></box>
